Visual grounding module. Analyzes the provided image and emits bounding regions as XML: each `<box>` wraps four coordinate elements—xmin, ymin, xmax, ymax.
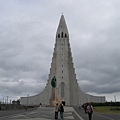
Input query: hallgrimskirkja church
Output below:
<box><xmin>20</xmin><ymin>15</ymin><xmax>105</xmax><ymax>106</ymax></box>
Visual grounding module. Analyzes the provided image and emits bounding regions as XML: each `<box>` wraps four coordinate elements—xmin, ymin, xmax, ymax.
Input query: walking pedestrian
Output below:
<box><xmin>59</xmin><ymin>103</ymin><xmax>64</xmax><ymax>120</ymax></box>
<box><xmin>39</xmin><ymin>103</ymin><xmax>42</xmax><ymax>107</ymax></box>
<box><xmin>55</xmin><ymin>103</ymin><xmax>59</xmax><ymax>119</ymax></box>
<box><xmin>86</xmin><ymin>102</ymin><xmax>94</xmax><ymax>120</ymax></box>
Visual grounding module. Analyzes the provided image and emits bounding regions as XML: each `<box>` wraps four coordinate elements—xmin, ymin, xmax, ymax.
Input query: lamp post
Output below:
<box><xmin>27</xmin><ymin>94</ymin><xmax>29</xmax><ymax>106</ymax></box>
<box><xmin>114</xmin><ymin>95</ymin><xmax>116</xmax><ymax>102</ymax></box>
<box><xmin>3</xmin><ymin>98</ymin><xmax>4</xmax><ymax>104</ymax></box>
<box><xmin>7</xmin><ymin>96</ymin><xmax>8</xmax><ymax>104</ymax></box>
<box><xmin>26</xmin><ymin>94</ymin><xmax>29</xmax><ymax>110</ymax></box>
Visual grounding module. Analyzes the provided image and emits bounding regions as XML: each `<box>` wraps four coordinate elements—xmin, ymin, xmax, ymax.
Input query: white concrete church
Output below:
<box><xmin>20</xmin><ymin>15</ymin><xmax>105</xmax><ymax>106</ymax></box>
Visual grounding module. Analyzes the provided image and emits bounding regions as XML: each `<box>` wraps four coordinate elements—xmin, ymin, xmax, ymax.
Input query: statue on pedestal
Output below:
<box><xmin>49</xmin><ymin>76</ymin><xmax>61</xmax><ymax>106</ymax></box>
<box><xmin>51</xmin><ymin>76</ymin><xmax>57</xmax><ymax>88</ymax></box>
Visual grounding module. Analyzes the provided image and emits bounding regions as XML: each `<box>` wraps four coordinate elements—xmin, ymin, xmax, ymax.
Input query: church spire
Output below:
<box><xmin>56</xmin><ymin>15</ymin><xmax>69</xmax><ymax>38</ymax></box>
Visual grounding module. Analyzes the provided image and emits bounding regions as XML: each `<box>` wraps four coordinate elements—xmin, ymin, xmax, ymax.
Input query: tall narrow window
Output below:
<box><xmin>65</xmin><ymin>33</ymin><xmax>67</xmax><ymax>38</ymax></box>
<box><xmin>58</xmin><ymin>34</ymin><xmax>60</xmax><ymax>38</ymax></box>
<box><xmin>61</xmin><ymin>82</ymin><xmax>64</xmax><ymax>98</ymax></box>
<box><xmin>61</xmin><ymin>32</ymin><xmax>63</xmax><ymax>38</ymax></box>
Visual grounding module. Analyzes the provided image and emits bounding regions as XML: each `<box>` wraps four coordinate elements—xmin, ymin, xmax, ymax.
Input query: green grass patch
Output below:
<box><xmin>94</xmin><ymin>106</ymin><xmax>120</xmax><ymax>114</ymax></box>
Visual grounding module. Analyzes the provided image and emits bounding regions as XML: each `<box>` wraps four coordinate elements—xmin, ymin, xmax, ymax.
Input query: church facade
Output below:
<box><xmin>20</xmin><ymin>15</ymin><xmax>105</xmax><ymax>106</ymax></box>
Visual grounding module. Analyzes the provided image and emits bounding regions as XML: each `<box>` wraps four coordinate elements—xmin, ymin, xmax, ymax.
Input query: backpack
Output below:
<box><xmin>86</xmin><ymin>105</ymin><xmax>93</xmax><ymax>113</ymax></box>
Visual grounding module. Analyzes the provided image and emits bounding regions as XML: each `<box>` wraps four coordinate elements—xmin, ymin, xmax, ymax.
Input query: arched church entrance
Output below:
<box><xmin>61</xmin><ymin>82</ymin><xmax>66</xmax><ymax>106</ymax></box>
<box><xmin>58</xmin><ymin>82</ymin><xmax>67</xmax><ymax>106</ymax></box>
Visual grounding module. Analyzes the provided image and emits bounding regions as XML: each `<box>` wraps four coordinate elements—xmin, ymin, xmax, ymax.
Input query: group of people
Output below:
<box><xmin>54</xmin><ymin>102</ymin><xmax>93</xmax><ymax>120</ymax></box>
<box><xmin>55</xmin><ymin>103</ymin><xmax>64</xmax><ymax>120</ymax></box>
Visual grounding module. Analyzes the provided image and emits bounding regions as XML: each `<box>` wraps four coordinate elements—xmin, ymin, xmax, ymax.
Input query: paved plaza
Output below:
<box><xmin>0</xmin><ymin>106</ymin><xmax>119</xmax><ymax>120</ymax></box>
<box><xmin>0</xmin><ymin>107</ymin><xmax>81</xmax><ymax>120</ymax></box>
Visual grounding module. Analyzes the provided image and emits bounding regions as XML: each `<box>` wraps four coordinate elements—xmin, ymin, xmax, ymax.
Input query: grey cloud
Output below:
<box><xmin>0</xmin><ymin>0</ymin><xmax>120</xmax><ymax>101</ymax></box>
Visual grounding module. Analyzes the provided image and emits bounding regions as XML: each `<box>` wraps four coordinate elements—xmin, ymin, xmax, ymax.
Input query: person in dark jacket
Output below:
<box><xmin>55</xmin><ymin>103</ymin><xmax>59</xmax><ymax>119</ymax></box>
<box><xmin>86</xmin><ymin>102</ymin><xmax>94</xmax><ymax>120</ymax></box>
<box><xmin>59</xmin><ymin>103</ymin><xmax>64</xmax><ymax>120</ymax></box>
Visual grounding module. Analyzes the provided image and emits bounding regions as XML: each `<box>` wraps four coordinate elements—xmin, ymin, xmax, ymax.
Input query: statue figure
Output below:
<box><xmin>51</xmin><ymin>76</ymin><xmax>57</xmax><ymax>88</ymax></box>
<box><xmin>49</xmin><ymin>76</ymin><xmax>61</xmax><ymax>106</ymax></box>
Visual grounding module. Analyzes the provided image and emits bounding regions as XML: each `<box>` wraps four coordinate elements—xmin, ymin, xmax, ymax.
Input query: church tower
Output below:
<box><xmin>20</xmin><ymin>15</ymin><xmax>105</xmax><ymax>106</ymax></box>
<box><xmin>48</xmin><ymin>15</ymin><xmax>79</xmax><ymax>105</ymax></box>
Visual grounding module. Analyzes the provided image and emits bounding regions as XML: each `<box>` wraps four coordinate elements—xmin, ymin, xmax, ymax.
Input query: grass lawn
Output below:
<box><xmin>94</xmin><ymin>106</ymin><xmax>120</xmax><ymax>114</ymax></box>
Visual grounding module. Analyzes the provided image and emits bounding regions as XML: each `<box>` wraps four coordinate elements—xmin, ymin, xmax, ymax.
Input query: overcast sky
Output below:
<box><xmin>0</xmin><ymin>0</ymin><xmax>120</xmax><ymax>102</ymax></box>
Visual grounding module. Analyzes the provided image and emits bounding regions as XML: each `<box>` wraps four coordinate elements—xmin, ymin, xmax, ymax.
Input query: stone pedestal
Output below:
<box><xmin>49</xmin><ymin>87</ymin><xmax>61</xmax><ymax>106</ymax></box>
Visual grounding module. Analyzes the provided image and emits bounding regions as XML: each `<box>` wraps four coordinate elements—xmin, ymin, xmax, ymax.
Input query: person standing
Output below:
<box><xmin>39</xmin><ymin>103</ymin><xmax>42</xmax><ymax>107</ymax></box>
<box><xmin>55</xmin><ymin>103</ymin><xmax>59</xmax><ymax>119</ymax></box>
<box><xmin>86</xmin><ymin>102</ymin><xmax>94</xmax><ymax>120</ymax></box>
<box><xmin>59</xmin><ymin>103</ymin><xmax>64</xmax><ymax>120</ymax></box>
